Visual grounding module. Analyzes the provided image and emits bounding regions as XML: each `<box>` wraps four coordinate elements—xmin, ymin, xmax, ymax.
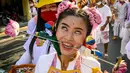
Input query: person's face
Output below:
<box><xmin>41</xmin><ymin>3</ymin><xmax>57</xmax><ymax>12</ymax></box>
<box><xmin>40</xmin><ymin>3</ymin><xmax>57</xmax><ymax>21</ymax></box>
<box><xmin>56</xmin><ymin>16</ymin><xmax>87</xmax><ymax>56</ymax></box>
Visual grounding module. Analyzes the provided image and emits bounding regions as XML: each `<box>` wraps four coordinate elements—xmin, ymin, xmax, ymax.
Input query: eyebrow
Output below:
<box><xmin>74</xmin><ymin>27</ymin><xmax>84</xmax><ymax>31</ymax></box>
<box><xmin>61</xmin><ymin>23</ymin><xmax>84</xmax><ymax>31</ymax></box>
<box><xmin>61</xmin><ymin>23</ymin><xmax>69</xmax><ymax>27</ymax></box>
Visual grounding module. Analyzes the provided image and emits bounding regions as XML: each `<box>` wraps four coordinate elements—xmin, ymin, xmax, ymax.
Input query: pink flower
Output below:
<box><xmin>83</xmin><ymin>6</ymin><xmax>102</xmax><ymax>30</ymax></box>
<box><xmin>5</xmin><ymin>19</ymin><xmax>19</xmax><ymax>37</ymax></box>
<box><xmin>56</xmin><ymin>1</ymin><xmax>78</xmax><ymax>18</ymax></box>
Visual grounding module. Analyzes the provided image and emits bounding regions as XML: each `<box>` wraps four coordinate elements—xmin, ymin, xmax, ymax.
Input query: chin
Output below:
<box><xmin>61</xmin><ymin>50</ymin><xmax>72</xmax><ymax>56</ymax></box>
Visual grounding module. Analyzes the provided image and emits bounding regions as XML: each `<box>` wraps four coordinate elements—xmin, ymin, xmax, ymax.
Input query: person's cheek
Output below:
<box><xmin>56</xmin><ymin>29</ymin><xmax>63</xmax><ymax>41</ymax></box>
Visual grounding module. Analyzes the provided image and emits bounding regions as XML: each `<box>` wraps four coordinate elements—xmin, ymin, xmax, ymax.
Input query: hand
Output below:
<box><xmin>100</xmin><ymin>25</ymin><xmax>106</xmax><ymax>31</ymax></box>
<box><xmin>112</xmin><ymin>61</ymin><xmax>127</xmax><ymax>73</ymax></box>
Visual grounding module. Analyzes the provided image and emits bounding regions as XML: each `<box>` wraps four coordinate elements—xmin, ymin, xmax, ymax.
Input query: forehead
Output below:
<box><xmin>59</xmin><ymin>16</ymin><xmax>87</xmax><ymax>29</ymax></box>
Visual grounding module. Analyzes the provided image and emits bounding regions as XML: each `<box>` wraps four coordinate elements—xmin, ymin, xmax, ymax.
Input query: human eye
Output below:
<box><xmin>74</xmin><ymin>30</ymin><xmax>81</xmax><ymax>35</ymax></box>
<box><xmin>41</xmin><ymin>7</ymin><xmax>47</xmax><ymax>12</ymax></box>
<box><xmin>51</xmin><ymin>5</ymin><xmax>56</xmax><ymax>8</ymax></box>
<box><xmin>61</xmin><ymin>26</ymin><xmax>68</xmax><ymax>31</ymax></box>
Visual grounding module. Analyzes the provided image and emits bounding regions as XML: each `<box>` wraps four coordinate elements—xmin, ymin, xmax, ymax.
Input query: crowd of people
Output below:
<box><xmin>8</xmin><ymin>0</ymin><xmax>130</xmax><ymax>73</ymax></box>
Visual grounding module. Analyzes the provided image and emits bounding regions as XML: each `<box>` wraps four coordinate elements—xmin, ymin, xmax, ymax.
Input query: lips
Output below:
<box><xmin>61</xmin><ymin>42</ymin><xmax>74</xmax><ymax>50</ymax></box>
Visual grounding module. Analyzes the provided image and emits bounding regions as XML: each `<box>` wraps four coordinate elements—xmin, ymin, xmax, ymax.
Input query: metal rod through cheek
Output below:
<box><xmin>21</xmin><ymin>31</ymin><xmax>116</xmax><ymax>67</ymax></box>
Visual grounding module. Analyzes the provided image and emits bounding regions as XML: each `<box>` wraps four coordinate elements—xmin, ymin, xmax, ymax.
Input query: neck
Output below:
<box><xmin>59</xmin><ymin>53</ymin><xmax>77</xmax><ymax>70</ymax></box>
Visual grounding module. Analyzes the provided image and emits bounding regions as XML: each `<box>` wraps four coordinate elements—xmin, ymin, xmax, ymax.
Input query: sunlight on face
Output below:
<box><xmin>56</xmin><ymin>16</ymin><xmax>87</xmax><ymax>56</ymax></box>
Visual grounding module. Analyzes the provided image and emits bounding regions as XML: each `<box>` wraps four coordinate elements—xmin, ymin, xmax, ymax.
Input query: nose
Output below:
<box><xmin>65</xmin><ymin>32</ymin><xmax>74</xmax><ymax>41</ymax></box>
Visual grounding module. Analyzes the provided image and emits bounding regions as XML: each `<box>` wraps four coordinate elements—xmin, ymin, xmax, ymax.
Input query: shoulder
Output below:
<box><xmin>81</xmin><ymin>56</ymin><xmax>100</xmax><ymax>68</ymax></box>
<box><xmin>103</xmin><ymin>5</ymin><xmax>112</xmax><ymax>16</ymax></box>
<box><xmin>104</xmin><ymin>5</ymin><xmax>110</xmax><ymax>10</ymax></box>
<box><xmin>28</xmin><ymin>15</ymin><xmax>37</xmax><ymax>26</ymax></box>
<box><xmin>35</xmin><ymin>53</ymin><xmax>56</xmax><ymax>73</ymax></box>
<box><xmin>27</xmin><ymin>16</ymin><xmax>37</xmax><ymax>34</ymax></box>
<box><xmin>38</xmin><ymin>52</ymin><xmax>56</xmax><ymax>62</ymax></box>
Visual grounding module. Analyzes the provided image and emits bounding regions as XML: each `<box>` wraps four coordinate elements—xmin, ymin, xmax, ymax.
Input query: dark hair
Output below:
<box><xmin>36</xmin><ymin>8</ymin><xmax>46</xmax><ymax>32</ymax></box>
<box><xmin>55</xmin><ymin>8</ymin><xmax>92</xmax><ymax>36</ymax></box>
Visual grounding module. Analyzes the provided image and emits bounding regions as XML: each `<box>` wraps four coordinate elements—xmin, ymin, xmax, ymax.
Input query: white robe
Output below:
<box><xmin>16</xmin><ymin>17</ymin><xmax>56</xmax><ymax>65</ymax></box>
<box><xmin>120</xmin><ymin>2</ymin><xmax>130</xmax><ymax>55</ymax></box>
<box><xmin>94</xmin><ymin>5</ymin><xmax>112</xmax><ymax>44</ymax></box>
<box><xmin>35</xmin><ymin>52</ymin><xmax>101</xmax><ymax>73</ymax></box>
<box><xmin>126</xmin><ymin>40</ymin><xmax>130</xmax><ymax>60</ymax></box>
<box><xmin>113</xmin><ymin>2</ymin><xmax>127</xmax><ymax>37</ymax></box>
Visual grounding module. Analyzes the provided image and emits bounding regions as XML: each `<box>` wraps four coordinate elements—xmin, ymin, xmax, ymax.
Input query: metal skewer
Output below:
<box><xmin>20</xmin><ymin>31</ymin><xmax>116</xmax><ymax>67</ymax></box>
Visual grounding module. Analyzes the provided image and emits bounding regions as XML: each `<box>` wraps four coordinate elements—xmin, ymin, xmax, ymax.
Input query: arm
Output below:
<box><xmin>101</xmin><ymin>6</ymin><xmax>112</xmax><ymax>31</ymax></box>
<box><xmin>105</xmin><ymin>16</ymin><xmax>111</xmax><ymax>27</ymax></box>
<box><xmin>100</xmin><ymin>16</ymin><xmax>111</xmax><ymax>31</ymax></box>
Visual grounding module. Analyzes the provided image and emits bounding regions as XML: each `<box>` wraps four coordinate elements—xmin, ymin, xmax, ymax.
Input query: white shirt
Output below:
<box><xmin>97</xmin><ymin>5</ymin><xmax>112</xmax><ymax>31</ymax></box>
<box><xmin>16</xmin><ymin>18</ymin><xmax>56</xmax><ymax>65</ymax></box>
<box><xmin>114</xmin><ymin>2</ymin><xmax>127</xmax><ymax>19</ymax></box>
<box><xmin>35</xmin><ymin>52</ymin><xmax>101</xmax><ymax>73</ymax></box>
<box><xmin>31</xmin><ymin>7</ymin><xmax>37</xmax><ymax>16</ymax></box>
<box><xmin>126</xmin><ymin>40</ymin><xmax>130</xmax><ymax>60</ymax></box>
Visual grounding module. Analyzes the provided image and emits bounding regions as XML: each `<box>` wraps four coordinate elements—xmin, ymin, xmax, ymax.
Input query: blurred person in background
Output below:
<box><xmin>29</xmin><ymin>0</ymin><xmax>37</xmax><ymax>17</ymax></box>
<box><xmin>120</xmin><ymin>0</ymin><xmax>130</xmax><ymax>56</ymax></box>
<box><xmin>16</xmin><ymin>0</ymin><xmax>62</xmax><ymax>65</ymax></box>
<box><xmin>112</xmin><ymin>0</ymin><xmax>127</xmax><ymax>40</ymax></box>
<box><xmin>94</xmin><ymin>0</ymin><xmax>112</xmax><ymax>58</ymax></box>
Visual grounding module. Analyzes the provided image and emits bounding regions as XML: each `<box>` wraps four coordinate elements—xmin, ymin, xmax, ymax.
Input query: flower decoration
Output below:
<box><xmin>83</xmin><ymin>6</ymin><xmax>102</xmax><ymax>29</ymax></box>
<box><xmin>5</xmin><ymin>19</ymin><xmax>20</xmax><ymax>37</ymax></box>
<box><xmin>56</xmin><ymin>1</ymin><xmax>78</xmax><ymax>18</ymax></box>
